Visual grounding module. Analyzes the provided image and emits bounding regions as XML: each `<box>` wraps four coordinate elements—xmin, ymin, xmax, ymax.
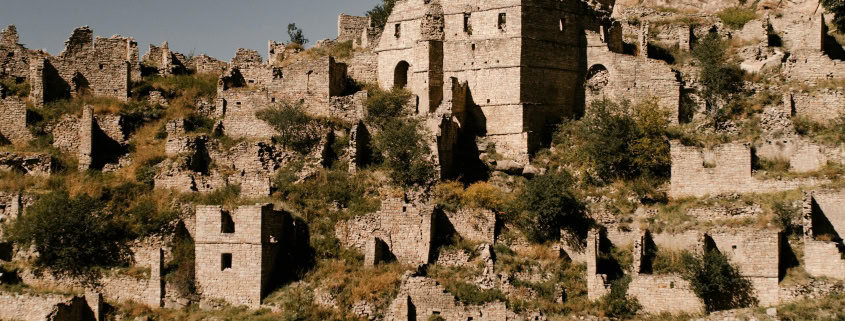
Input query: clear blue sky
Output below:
<box><xmin>0</xmin><ymin>0</ymin><xmax>381</xmax><ymax>60</ymax></box>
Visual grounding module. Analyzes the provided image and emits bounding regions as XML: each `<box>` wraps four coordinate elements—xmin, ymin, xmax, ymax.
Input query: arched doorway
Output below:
<box><xmin>394</xmin><ymin>61</ymin><xmax>409</xmax><ymax>89</ymax></box>
<box><xmin>584</xmin><ymin>64</ymin><xmax>609</xmax><ymax>95</ymax></box>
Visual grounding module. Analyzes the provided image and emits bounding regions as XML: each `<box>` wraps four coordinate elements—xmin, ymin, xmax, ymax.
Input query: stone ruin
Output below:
<box><xmin>587</xmin><ymin>227</ymin><xmax>781</xmax><ymax>313</ymax></box>
<box><xmin>802</xmin><ymin>190</ymin><xmax>845</xmax><ymax>279</ymax></box>
<box><xmin>141</xmin><ymin>42</ymin><xmax>188</xmax><ymax>76</ymax></box>
<box><xmin>194</xmin><ymin>203</ymin><xmax>298</xmax><ymax>308</ymax></box>
<box><xmin>669</xmin><ymin>141</ymin><xmax>827</xmax><ymax>198</ymax></box>
<box><xmin>384</xmin><ymin>274</ymin><xmax>528</xmax><ymax>321</ymax></box>
<box><xmin>0</xmin><ymin>83</ymin><xmax>32</xmax><ymax>144</ymax></box>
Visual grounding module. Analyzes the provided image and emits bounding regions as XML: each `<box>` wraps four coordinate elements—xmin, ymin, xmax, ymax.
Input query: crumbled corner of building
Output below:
<box><xmin>2</xmin><ymin>0</ymin><xmax>845</xmax><ymax>319</ymax></box>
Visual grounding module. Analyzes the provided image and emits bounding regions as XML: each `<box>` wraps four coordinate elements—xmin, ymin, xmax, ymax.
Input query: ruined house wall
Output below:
<box><xmin>585</xmin><ymin>31</ymin><xmax>681</xmax><ymax>121</ymax></box>
<box><xmin>0</xmin><ymin>293</ymin><xmax>91</xmax><ymax>321</ymax></box>
<box><xmin>0</xmin><ymin>94</ymin><xmax>33</xmax><ymax>144</ymax></box>
<box><xmin>219</xmin><ymin>88</ymin><xmax>277</xmax><ymax>138</ymax></box>
<box><xmin>628</xmin><ymin>275</ymin><xmax>703</xmax><ymax>313</ymax></box>
<box><xmin>269</xmin><ymin>56</ymin><xmax>348</xmax><ymax>113</ymax></box>
<box><xmin>188</xmin><ymin>54</ymin><xmax>227</xmax><ymax>75</ymax></box>
<box><xmin>803</xmin><ymin>191</ymin><xmax>845</xmax><ymax>279</ymax></box>
<box><xmin>335</xmin><ymin>199</ymin><xmax>435</xmax><ymax>265</ymax></box>
<box><xmin>586</xmin><ymin>229</ymin><xmax>610</xmax><ymax>300</ymax></box>
<box><xmin>708</xmin><ymin>229</ymin><xmax>780</xmax><ymax>306</ymax></box>
<box><xmin>785</xmin><ymin>89</ymin><xmax>845</xmax><ymax>124</ymax></box>
<box><xmin>195</xmin><ymin>204</ymin><xmax>284</xmax><ymax>307</ymax></box>
<box><xmin>0</xmin><ymin>25</ymin><xmax>43</xmax><ymax>80</ymax></box>
<box><xmin>346</xmin><ymin>51</ymin><xmax>379</xmax><ymax>84</ymax></box>
<box><xmin>338</xmin><ymin>14</ymin><xmax>370</xmax><ymax>45</ymax></box>
<box><xmin>385</xmin><ymin>276</ymin><xmax>516</xmax><ymax>321</ymax></box>
<box><xmin>0</xmin><ymin>152</ymin><xmax>52</xmax><ymax>176</ymax></box>
<box><xmin>445</xmin><ymin>208</ymin><xmax>496</xmax><ymax>244</ymax></box>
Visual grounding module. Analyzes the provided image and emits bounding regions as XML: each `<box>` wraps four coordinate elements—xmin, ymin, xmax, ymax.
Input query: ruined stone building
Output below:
<box><xmin>373</xmin><ymin>0</ymin><xmax>680</xmax><ymax>164</ymax></box>
<box><xmin>195</xmin><ymin>204</ymin><xmax>292</xmax><ymax>308</ymax></box>
<box><xmin>385</xmin><ymin>275</ymin><xmax>524</xmax><ymax>321</ymax></box>
<box><xmin>0</xmin><ymin>84</ymin><xmax>32</xmax><ymax>144</ymax></box>
<box><xmin>803</xmin><ymin>190</ymin><xmax>845</xmax><ymax>279</ymax></box>
<box><xmin>28</xmin><ymin>26</ymin><xmax>138</xmax><ymax>106</ymax></box>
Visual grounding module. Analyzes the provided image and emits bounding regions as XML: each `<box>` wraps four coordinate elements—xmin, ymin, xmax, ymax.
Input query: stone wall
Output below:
<box><xmin>708</xmin><ymin>229</ymin><xmax>780</xmax><ymax>306</ymax></box>
<box><xmin>336</xmin><ymin>198</ymin><xmax>435</xmax><ymax>265</ymax></box>
<box><xmin>142</xmin><ymin>42</ymin><xmax>186</xmax><ymax>76</ymax></box>
<box><xmin>628</xmin><ymin>275</ymin><xmax>703</xmax><ymax>313</ymax></box>
<box><xmin>0</xmin><ymin>152</ymin><xmax>51</xmax><ymax>176</ymax></box>
<box><xmin>803</xmin><ymin>191</ymin><xmax>845</xmax><ymax>279</ymax></box>
<box><xmin>586</xmin><ymin>229</ymin><xmax>611</xmax><ymax>300</ymax></box>
<box><xmin>187</xmin><ymin>54</ymin><xmax>227</xmax><ymax>75</ymax></box>
<box><xmin>669</xmin><ymin>141</ymin><xmax>822</xmax><ymax>198</ymax></box>
<box><xmin>0</xmin><ymin>25</ymin><xmax>45</xmax><ymax>81</ymax></box>
<box><xmin>444</xmin><ymin>208</ymin><xmax>496</xmax><ymax>244</ymax></box>
<box><xmin>195</xmin><ymin>204</ymin><xmax>289</xmax><ymax>308</ymax></box>
<box><xmin>0</xmin><ymin>293</ymin><xmax>94</xmax><ymax>321</ymax></box>
<box><xmin>338</xmin><ymin>14</ymin><xmax>370</xmax><ymax>46</ymax></box>
<box><xmin>0</xmin><ymin>93</ymin><xmax>32</xmax><ymax>144</ymax></box>
<box><xmin>345</xmin><ymin>51</ymin><xmax>379</xmax><ymax>84</ymax></box>
<box><xmin>385</xmin><ymin>275</ymin><xmax>522</xmax><ymax>321</ymax></box>
<box><xmin>784</xmin><ymin>89</ymin><xmax>845</xmax><ymax>124</ymax></box>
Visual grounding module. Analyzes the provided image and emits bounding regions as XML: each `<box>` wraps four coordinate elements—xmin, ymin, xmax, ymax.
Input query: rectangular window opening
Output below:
<box><xmin>221</xmin><ymin>211</ymin><xmax>235</xmax><ymax>234</ymax></box>
<box><xmin>221</xmin><ymin>253</ymin><xmax>232</xmax><ymax>270</ymax></box>
<box><xmin>498</xmin><ymin>13</ymin><xmax>507</xmax><ymax>30</ymax></box>
<box><xmin>463</xmin><ymin>13</ymin><xmax>472</xmax><ymax>34</ymax></box>
<box><xmin>394</xmin><ymin>23</ymin><xmax>401</xmax><ymax>38</ymax></box>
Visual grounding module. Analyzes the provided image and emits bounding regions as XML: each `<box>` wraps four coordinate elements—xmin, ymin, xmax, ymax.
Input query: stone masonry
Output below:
<box><xmin>784</xmin><ymin>89</ymin><xmax>845</xmax><ymax>124</ymax></box>
<box><xmin>802</xmin><ymin>190</ymin><xmax>845</xmax><ymax>279</ymax></box>
<box><xmin>335</xmin><ymin>198</ymin><xmax>435</xmax><ymax>265</ymax></box>
<box><xmin>385</xmin><ymin>274</ymin><xmax>524</xmax><ymax>321</ymax></box>
<box><xmin>195</xmin><ymin>204</ymin><xmax>290</xmax><ymax>308</ymax></box>
<box><xmin>0</xmin><ymin>86</ymin><xmax>33</xmax><ymax>144</ymax></box>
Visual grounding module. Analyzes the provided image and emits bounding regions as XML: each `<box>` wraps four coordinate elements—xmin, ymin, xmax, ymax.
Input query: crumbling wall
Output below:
<box><xmin>385</xmin><ymin>275</ymin><xmax>519</xmax><ymax>321</ymax></box>
<box><xmin>195</xmin><ymin>204</ymin><xmax>288</xmax><ymax>308</ymax></box>
<box><xmin>142</xmin><ymin>42</ymin><xmax>186</xmax><ymax>76</ymax></box>
<box><xmin>708</xmin><ymin>229</ymin><xmax>780</xmax><ymax>306</ymax></box>
<box><xmin>585</xmin><ymin>30</ymin><xmax>681</xmax><ymax>121</ymax></box>
<box><xmin>338</xmin><ymin>14</ymin><xmax>370</xmax><ymax>46</ymax></box>
<box><xmin>346</xmin><ymin>51</ymin><xmax>378</xmax><ymax>84</ymax></box>
<box><xmin>586</xmin><ymin>229</ymin><xmax>610</xmax><ymax>300</ymax></box>
<box><xmin>0</xmin><ymin>25</ymin><xmax>45</xmax><ymax>80</ymax></box>
<box><xmin>628</xmin><ymin>275</ymin><xmax>703</xmax><ymax>313</ymax></box>
<box><xmin>335</xmin><ymin>198</ymin><xmax>434</xmax><ymax>265</ymax></box>
<box><xmin>187</xmin><ymin>54</ymin><xmax>227</xmax><ymax>75</ymax></box>
<box><xmin>0</xmin><ymin>152</ymin><xmax>51</xmax><ymax>176</ymax></box>
<box><xmin>669</xmin><ymin>141</ymin><xmax>822</xmax><ymax>198</ymax></box>
<box><xmin>0</xmin><ymin>293</ymin><xmax>94</xmax><ymax>321</ymax></box>
<box><xmin>784</xmin><ymin>89</ymin><xmax>845</xmax><ymax>124</ymax></box>
<box><xmin>444</xmin><ymin>208</ymin><xmax>496</xmax><ymax>244</ymax></box>
<box><xmin>0</xmin><ymin>92</ymin><xmax>33</xmax><ymax>144</ymax></box>
<box><xmin>803</xmin><ymin>191</ymin><xmax>845</xmax><ymax>279</ymax></box>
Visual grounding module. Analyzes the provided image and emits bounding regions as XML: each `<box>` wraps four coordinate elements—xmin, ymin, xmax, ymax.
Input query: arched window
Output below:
<box><xmin>394</xmin><ymin>61</ymin><xmax>410</xmax><ymax>89</ymax></box>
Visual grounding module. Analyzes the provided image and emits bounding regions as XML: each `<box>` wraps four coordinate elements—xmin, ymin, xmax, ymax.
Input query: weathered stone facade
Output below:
<box><xmin>336</xmin><ymin>199</ymin><xmax>435</xmax><ymax>265</ymax></box>
<box><xmin>669</xmin><ymin>141</ymin><xmax>822</xmax><ymax>198</ymax></box>
<box><xmin>0</xmin><ymin>293</ymin><xmax>95</xmax><ymax>321</ymax></box>
<box><xmin>784</xmin><ymin>89</ymin><xmax>845</xmax><ymax>124</ymax></box>
<box><xmin>802</xmin><ymin>190</ymin><xmax>845</xmax><ymax>279</ymax></box>
<box><xmin>385</xmin><ymin>274</ymin><xmax>525</xmax><ymax>321</ymax></box>
<box><xmin>0</xmin><ymin>152</ymin><xmax>51</xmax><ymax>176</ymax></box>
<box><xmin>142</xmin><ymin>42</ymin><xmax>187</xmax><ymax>76</ymax></box>
<box><xmin>0</xmin><ymin>88</ymin><xmax>33</xmax><ymax>144</ymax></box>
<box><xmin>29</xmin><ymin>27</ymin><xmax>134</xmax><ymax>106</ymax></box>
<box><xmin>195</xmin><ymin>204</ymin><xmax>291</xmax><ymax>307</ymax></box>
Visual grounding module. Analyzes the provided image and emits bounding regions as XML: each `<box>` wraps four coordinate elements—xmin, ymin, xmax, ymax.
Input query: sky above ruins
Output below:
<box><xmin>0</xmin><ymin>0</ymin><xmax>381</xmax><ymax>60</ymax></box>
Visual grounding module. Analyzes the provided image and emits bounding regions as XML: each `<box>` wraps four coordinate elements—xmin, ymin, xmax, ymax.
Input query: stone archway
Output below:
<box><xmin>394</xmin><ymin>61</ymin><xmax>410</xmax><ymax>89</ymax></box>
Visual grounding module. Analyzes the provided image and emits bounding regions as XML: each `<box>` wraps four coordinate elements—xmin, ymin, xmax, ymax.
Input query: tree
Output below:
<box><xmin>288</xmin><ymin>23</ymin><xmax>308</xmax><ymax>46</ymax></box>
<box><xmin>681</xmin><ymin>248</ymin><xmax>757</xmax><ymax>312</ymax></box>
<box><xmin>366</xmin><ymin>0</ymin><xmax>396</xmax><ymax>29</ymax></box>
<box><xmin>511</xmin><ymin>171</ymin><xmax>587</xmax><ymax>242</ymax></box>
<box><xmin>6</xmin><ymin>191</ymin><xmax>125</xmax><ymax>278</ymax></box>
<box><xmin>373</xmin><ymin>118</ymin><xmax>436</xmax><ymax>187</ymax></box>
<box><xmin>692</xmin><ymin>33</ymin><xmax>744</xmax><ymax>117</ymax></box>
<box><xmin>256</xmin><ymin>101</ymin><xmax>321</xmax><ymax>154</ymax></box>
<box><xmin>821</xmin><ymin>0</ymin><xmax>845</xmax><ymax>33</ymax></box>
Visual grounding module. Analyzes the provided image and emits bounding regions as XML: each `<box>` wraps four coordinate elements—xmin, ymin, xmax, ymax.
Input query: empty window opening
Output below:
<box><xmin>271</xmin><ymin>97</ymin><xmax>276</xmax><ymax>103</ymax></box>
<box><xmin>236</xmin><ymin>101</ymin><xmax>241</xmax><ymax>106</ymax></box>
<box><xmin>394</xmin><ymin>23</ymin><xmax>401</xmax><ymax>38</ymax></box>
<box><xmin>471</xmin><ymin>43</ymin><xmax>476</xmax><ymax>51</ymax></box>
<box><xmin>98</xmin><ymin>64</ymin><xmax>104</xmax><ymax>70</ymax></box>
<box><xmin>221</xmin><ymin>253</ymin><xmax>232</xmax><ymax>270</ymax></box>
<box><xmin>560</xmin><ymin>18</ymin><xmax>566</xmax><ymax>32</ymax></box>
<box><xmin>498</xmin><ymin>13</ymin><xmax>507</xmax><ymax>30</ymax></box>
<box><xmin>248</xmin><ymin>79</ymin><xmax>255</xmax><ymax>84</ymax></box>
<box><xmin>221</xmin><ymin>211</ymin><xmax>235</xmax><ymax>234</ymax></box>
<box><xmin>394</xmin><ymin>61</ymin><xmax>409</xmax><ymax>89</ymax></box>
<box><xmin>463</xmin><ymin>13</ymin><xmax>472</xmax><ymax>34</ymax></box>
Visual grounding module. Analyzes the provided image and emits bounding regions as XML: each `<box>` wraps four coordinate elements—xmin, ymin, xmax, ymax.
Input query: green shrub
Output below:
<box><xmin>365</xmin><ymin>87</ymin><xmax>412</xmax><ymax>126</ymax></box>
<box><xmin>287</xmin><ymin>23</ymin><xmax>308</xmax><ymax>46</ymax></box>
<box><xmin>445</xmin><ymin>281</ymin><xmax>507</xmax><ymax>305</ymax></box>
<box><xmin>428</xmin><ymin>315</ymin><xmax>446</xmax><ymax>321</ymax></box>
<box><xmin>134</xmin><ymin>156</ymin><xmax>165</xmax><ymax>187</ymax></box>
<box><xmin>0</xmin><ymin>77</ymin><xmax>30</xmax><ymax>97</ymax></box>
<box><xmin>510</xmin><ymin>171</ymin><xmax>586</xmax><ymax>242</ymax></box>
<box><xmin>717</xmin><ymin>7</ymin><xmax>758</xmax><ymax>29</ymax></box>
<box><xmin>601</xmin><ymin>275</ymin><xmax>641</xmax><ymax>318</ymax></box>
<box><xmin>165</xmin><ymin>230</ymin><xmax>196</xmax><ymax>296</ymax></box>
<box><xmin>822</xmin><ymin>0</ymin><xmax>845</xmax><ymax>33</ymax></box>
<box><xmin>693</xmin><ymin>33</ymin><xmax>745</xmax><ymax>116</ymax></box>
<box><xmin>133</xmin><ymin>74</ymin><xmax>217</xmax><ymax>100</ymax></box>
<box><xmin>120</xmin><ymin>101</ymin><xmax>166</xmax><ymax>135</ymax></box>
<box><xmin>367</xmin><ymin>0</ymin><xmax>396</xmax><ymax>29</ymax></box>
<box><xmin>681</xmin><ymin>248</ymin><xmax>757</xmax><ymax>312</ymax></box>
<box><xmin>772</xmin><ymin>200</ymin><xmax>800</xmax><ymax>235</ymax></box>
<box><xmin>6</xmin><ymin>191</ymin><xmax>125</xmax><ymax>278</ymax></box>
<box><xmin>257</xmin><ymin>102</ymin><xmax>322</xmax><ymax>154</ymax></box>
<box><xmin>373</xmin><ymin>118</ymin><xmax>436</xmax><ymax>187</ymax></box>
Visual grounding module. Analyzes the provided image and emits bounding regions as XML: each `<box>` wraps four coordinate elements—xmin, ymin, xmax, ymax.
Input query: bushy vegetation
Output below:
<box><xmin>257</xmin><ymin>101</ymin><xmax>323</xmax><ymax>154</ymax></box>
<box><xmin>793</xmin><ymin>114</ymin><xmax>845</xmax><ymax>146</ymax></box>
<box><xmin>287</xmin><ymin>23</ymin><xmax>308</xmax><ymax>46</ymax></box>
<box><xmin>365</xmin><ymin>87</ymin><xmax>437</xmax><ymax>187</ymax></box>
<box><xmin>692</xmin><ymin>33</ymin><xmax>745</xmax><ymax>119</ymax></box>
<box><xmin>681</xmin><ymin>248</ymin><xmax>757</xmax><ymax>312</ymax></box>
<box><xmin>509</xmin><ymin>171</ymin><xmax>587</xmax><ymax>242</ymax></box>
<box><xmin>601</xmin><ymin>275</ymin><xmax>641</xmax><ymax>318</ymax></box>
<box><xmin>0</xmin><ymin>77</ymin><xmax>30</xmax><ymax>97</ymax></box>
<box><xmin>367</xmin><ymin>0</ymin><xmax>396</xmax><ymax>30</ymax></box>
<box><xmin>717</xmin><ymin>7</ymin><xmax>758</xmax><ymax>29</ymax></box>
<box><xmin>822</xmin><ymin>0</ymin><xmax>845</xmax><ymax>33</ymax></box>
<box><xmin>550</xmin><ymin>98</ymin><xmax>672</xmax><ymax>183</ymax></box>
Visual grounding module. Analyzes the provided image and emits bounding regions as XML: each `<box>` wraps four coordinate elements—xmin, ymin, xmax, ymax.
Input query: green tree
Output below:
<box><xmin>578</xmin><ymin>99</ymin><xmax>640</xmax><ymax>181</ymax></box>
<box><xmin>692</xmin><ymin>33</ymin><xmax>745</xmax><ymax>118</ymax></box>
<box><xmin>256</xmin><ymin>101</ymin><xmax>322</xmax><ymax>154</ymax></box>
<box><xmin>601</xmin><ymin>275</ymin><xmax>642</xmax><ymax>318</ymax></box>
<box><xmin>367</xmin><ymin>0</ymin><xmax>396</xmax><ymax>30</ymax></box>
<box><xmin>288</xmin><ymin>23</ymin><xmax>308</xmax><ymax>46</ymax></box>
<box><xmin>6</xmin><ymin>191</ymin><xmax>125</xmax><ymax>278</ymax></box>
<box><xmin>511</xmin><ymin>171</ymin><xmax>586</xmax><ymax>242</ymax></box>
<box><xmin>681</xmin><ymin>248</ymin><xmax>757</xmax><ymax>312</ymax></box>
<box><xmin>373</xmin><ymin>118</ymin><xmax>436</xmax><ymax>187</ymax></box>
<box><xmin>821</xmin><ymin>0</ymin><xmax>845</xmax><ymax>33</ymax></box>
